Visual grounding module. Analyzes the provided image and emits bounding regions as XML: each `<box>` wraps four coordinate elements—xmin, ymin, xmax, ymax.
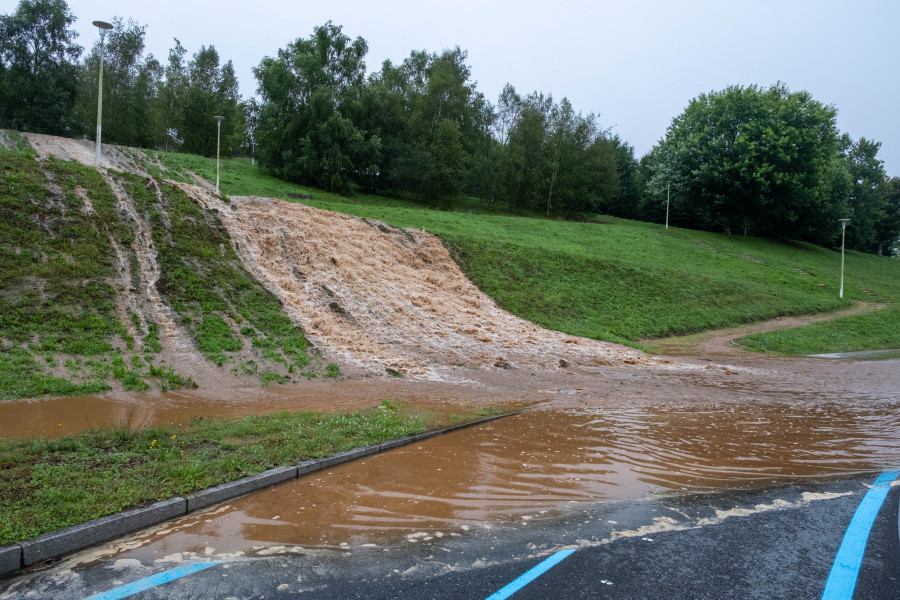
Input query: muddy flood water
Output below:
<box><xmin>14</xmin><ymin>350</ymin><xmax>895</xmax><ymax>564</ymax></box>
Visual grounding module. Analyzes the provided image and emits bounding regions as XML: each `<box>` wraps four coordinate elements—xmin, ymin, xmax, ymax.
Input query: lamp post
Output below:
<box><xmin>665</xmin><ymin>181</ymin><xmax>671</xmax><ymax>229</ymax></box>
<box><xmin>838</xmin><ymin>218</ymin><xmax>850</xmax><ymax>298</ymax></box>
<box><xmin>213</xmin><ymin>115</ymin><xmax>224</xmax><ymax>194</ymax></box>
<box><xmin>92</xmin><ymin>20</ymin><xmax>113</xmax><ymax>167</ymax></box>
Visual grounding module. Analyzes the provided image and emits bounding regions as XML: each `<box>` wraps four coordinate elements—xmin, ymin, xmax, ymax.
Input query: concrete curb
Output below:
<box><xmin>0</xmin><ymin>411</ymin><xmax>518</xmax><ymax>578</ymax></box>
<box><xmin>186</xmin><ymin>466</ymin><xmax>298</xmax><ymax>512</ymax></box>
<box><xmin>20</xmin><ymin>498</ymin><xmax>186</xmax><ymax>567</ymax></box>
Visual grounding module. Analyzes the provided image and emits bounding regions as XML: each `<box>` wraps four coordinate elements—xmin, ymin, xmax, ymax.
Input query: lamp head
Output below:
<box><xmin>93</xmin><ymin>20</ymin><xmax>113</xmax><ymax>39</ymax></box>
<box><xmin>214</xmin><ymin>116</ymin><xmax>224</xmax><ymax>124</ymax></box>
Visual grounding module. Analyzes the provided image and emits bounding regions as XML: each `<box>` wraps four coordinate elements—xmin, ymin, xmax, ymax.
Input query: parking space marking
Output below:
<box><xmin>485</xmin><ymin>548</ymin><xmax>576</xmax><ymax>600</ymax></box>
<box><xmin>821</xmin><ymin>470</ymin><xmax>899</xmax><ymax>600</ymax></box>
<box><xmin>82</xmin><ymin>561</ymin><xmax>221</xmax><ymax>600</ymax></box>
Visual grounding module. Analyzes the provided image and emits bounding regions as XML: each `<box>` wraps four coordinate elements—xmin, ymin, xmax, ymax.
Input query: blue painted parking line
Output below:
<box><xmin>83</xmin><ymin>561</ymin><xmax>221</xmax><ymax>600</ymax></box>
<box><xmin>821</xmin><ymin>470</ymin><xmax>899</xmax><ymax>600</ymax></box>
<box><xmin>485</xmin><ymin>548</ymin><xmax>576</xmax><ymax>600</ymax></box>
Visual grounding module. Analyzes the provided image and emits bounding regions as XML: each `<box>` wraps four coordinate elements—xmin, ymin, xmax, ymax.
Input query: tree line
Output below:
<box><xmin>2</xmin><ymin>0</ymin><xmax>898</xmax><ymax>254</ymax></box>
<box><xmin>0</xmin><ymin>1</ymin><xmax>243</xmax><ymax>156</ymax></box>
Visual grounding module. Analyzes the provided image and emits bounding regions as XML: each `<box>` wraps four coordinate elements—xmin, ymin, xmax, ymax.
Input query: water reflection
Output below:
<box><xmin>119</xmin><ymin>397</ymin><xmax>900</xmax><ymax>555</ymax></box>
<box><xmin>809</xmin><ymin>349</ymin><xmax>900</xmax><ymax>361</ymax></box>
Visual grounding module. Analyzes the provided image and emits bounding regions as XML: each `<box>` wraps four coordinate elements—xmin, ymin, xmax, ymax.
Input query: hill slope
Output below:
<box><xmin>0</xmin><ymin>131</ymin><xmax>647</xmax><ymax>399</ymax></box>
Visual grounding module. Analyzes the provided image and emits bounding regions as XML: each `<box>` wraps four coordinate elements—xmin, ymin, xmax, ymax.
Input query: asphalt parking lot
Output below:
<box><xmin>2</xmin><ymin>473</ymin><xmax>897</xmax><ymax>599</ymax></box>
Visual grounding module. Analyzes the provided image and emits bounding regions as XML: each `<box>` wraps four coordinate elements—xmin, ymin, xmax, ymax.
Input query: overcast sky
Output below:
<box><xmin>51</xmin><ymin>0</ymin><xmax>900</xmax><ymax>176</ymax></box>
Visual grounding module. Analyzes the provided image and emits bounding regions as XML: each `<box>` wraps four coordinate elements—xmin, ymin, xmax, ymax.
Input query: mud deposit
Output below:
<box><xmin>56</xmin><ymin>351</ymin><xmax>900</xmax><ymax>564</ymax></box>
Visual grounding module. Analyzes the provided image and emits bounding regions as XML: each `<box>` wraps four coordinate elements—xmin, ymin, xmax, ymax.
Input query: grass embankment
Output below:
<box><xmin>0</xmin><ymin>401</ymin><xmax>505</xmax><ymax>545</ymax></box>
<box><xmin>0</xmin><ymin>137</ymin><xmax>332</xmax><ymax>400</ymax></box>
<box><xmin>736</xmin><ymin>306</ymin><xmax>900</xmax><ymax>354</ymax></box>
<box><xmin>149</xmin><ymin>150</ymin><xmax>900</xmax><ymax>353</ymax></box>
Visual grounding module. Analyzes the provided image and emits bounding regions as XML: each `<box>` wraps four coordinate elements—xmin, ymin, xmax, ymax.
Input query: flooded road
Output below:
<box><xmin>54</xmin><ymin>351</ymin><xmax>900</xmax><ymax>564</ymax></box>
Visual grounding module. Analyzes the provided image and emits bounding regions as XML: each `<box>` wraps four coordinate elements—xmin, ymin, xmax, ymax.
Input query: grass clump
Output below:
<box><xmin>0</xmin><ymin>400</ymin><xmax>509</xmax><ymax>545</ymax></box>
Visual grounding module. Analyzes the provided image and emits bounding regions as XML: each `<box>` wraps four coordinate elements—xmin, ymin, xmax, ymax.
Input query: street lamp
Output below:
<box><xmin>92</xmin><ymin>20</ymin><xmax>113</xmax><ymax>167</ymax></box>
<box><xmin>213</xmin><ymin>116</ymin><xmax>224</xmax><ymax>194</ymax></box>
<box><xmin>838</xmin><ymin>218</ymin><xmax>850</xmax><ymax>298</ymax></box>
<box><xmin>665</xmin><ymin>181</ymin><xmax>671</xmax><ymax>230</ymax></box>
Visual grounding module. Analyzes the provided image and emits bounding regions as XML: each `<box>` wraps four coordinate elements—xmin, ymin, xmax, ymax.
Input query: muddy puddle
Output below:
<box><xmin>0</xmin><ymin>380</ymin><xmax>515</xmax><ymax>439</ymax></box>
<box><xmin>82</xmin><ymin>355</ymin><xmax>900</xmax><ymax>562</ymax></box>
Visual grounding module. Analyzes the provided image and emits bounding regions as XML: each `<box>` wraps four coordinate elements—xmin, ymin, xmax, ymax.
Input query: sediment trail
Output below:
<box><xmin>12</xmin><ymin>130</ymin><xmax>658</xmax><ymax>381</ymax></box>
<box><xmin>178</xmin><ymin>186</ymin><xmax>653</xmax><ymax>380</ymax></box>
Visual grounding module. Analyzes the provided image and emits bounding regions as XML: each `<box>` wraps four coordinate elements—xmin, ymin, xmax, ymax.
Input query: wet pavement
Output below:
<box><xmin>1</xmin><ymin>348</ymin><xmax>899</xmax><ymax>598</ymax></box>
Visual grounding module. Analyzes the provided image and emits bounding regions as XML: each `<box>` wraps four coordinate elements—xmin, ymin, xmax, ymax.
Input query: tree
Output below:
<box><xmin>180</xmin><ymin>46</ymin><xmax>241</xmax><ymax>156</ymax></box>
<box><xmin>387</xmin><ymin>47</ymin><xmax>481</xmax><ymax>204</ymax></box>
<box><xmin>153</xmin><ymin>38</ymin><xmax>187</xmax><ymax>151</ymax></box>
<box><xmin>254</xmin><ymin>21</ymin><xmax>377</xmax><ymax>193</ymax></box>
<box><xmin>0</xmin><ymin>0</ymin><xmax>81</xmax><ymax>134</ymax></box>
<box><xmin>842</xmin><ymin>136</ymin><xmax>890</xmax><ymax>253</ymax></box>
<box><xmin>874</xmin><ymin>178</ymin><xmax>900</xmax><ymax>256</ymax></box>
<box><xmin>649</xmin><ymin>83</ymin><xmax>841</xmax><ymax>242</ymax></box>
<box><xmin>73</xmin><ymin>18</ymin><xmax>160</xmax><ymax>147</ymax></box>
<box><xmin>605</xmin><ymin>136</ymin><xmax>644</xmax><ymax>219</ymax></box>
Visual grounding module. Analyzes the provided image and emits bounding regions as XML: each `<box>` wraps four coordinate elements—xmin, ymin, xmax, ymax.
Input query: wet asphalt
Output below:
<box><xmin>2</xmin><ymin>474</ymin><xmax>897</xmax><ymax>599</ymax></box>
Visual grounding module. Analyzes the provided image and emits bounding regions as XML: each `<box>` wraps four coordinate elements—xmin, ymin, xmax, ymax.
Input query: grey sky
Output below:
<box><xmin>54</xmin><ymin>0</ymin><xmax>900</xmax><ymax>176</ymax></box>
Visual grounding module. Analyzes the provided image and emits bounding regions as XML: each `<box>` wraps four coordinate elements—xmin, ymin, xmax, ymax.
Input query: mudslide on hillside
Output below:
<box><xmin>12</xmin><ymin>131</ymin><xmax>656</xmax><ymax>382</ymax></box>
<box><xmin>178</xmin><ymin>187</ymin><xmax>653</xmax><ymax>380</ymax></box>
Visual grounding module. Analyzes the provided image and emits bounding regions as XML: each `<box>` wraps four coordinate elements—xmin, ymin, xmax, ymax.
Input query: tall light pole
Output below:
<box><xmin>838</xmin><ymin>218</ymin><xmax>850</xmax><ymax>298</ymax></box>
<box><xmin>214</xmin><ymin>115</ymin><xmax>224</xmax><ymax>194</ymax></box>
<box><xmin>665</xmin><ymin>181</ymin><xmax>671</xmax><ymax>229</ymax></box>
<box><xmin>92</xmin><ymin>20</ymin><xmax>113</xmax><ymax>167</ymax></box>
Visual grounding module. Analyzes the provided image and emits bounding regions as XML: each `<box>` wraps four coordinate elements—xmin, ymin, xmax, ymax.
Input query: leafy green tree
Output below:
<box><xmin>605</xmin><ymin>136</ymin><xmax>644</xmax><ymax>219</ymax></box>
<box><xmin>649</xmin><ymin>83</ymin><xmax>841</xmax><ymax>241</ymax></box>
<box><xmin>877</xmin><ymin>178</ymin><xmax>900</xmax><ymax>256</ymax></box>
<box><xmin>153</xmin><ymin>38</ymin><xmax>187</xmax><ymax>151</ymax></box>
<box><xmin>0</xmin><ymin>0</ymin><xmax>81</xmax><ymax>134</ymax></box>
<box><xmin>74</xmin><ymin>18</ymin><xmax>160</xmax><ymax>147</ymax></box>
<box><xmin>254</xmin><ymin>21</ymin><xmax>378</xmax><ymax>193</ymax></box>
<box><xmin>382</xmin><ymin>47</ymin><xmax>482</xmax><ymax>204</ymax></box>
<box><xmin>180</xmin><ymin>46</ymin><xmax>241</xmax><ymax>157</ymax></box>
<box><xmin>841</xmin><ymin>135</ymin><xmax>890</xmax><ymax>253</ymax></box>
<box><xmin>505</xmin><ymin>91</ymin><xmax>551</xmax><ymax>211</ymax></box>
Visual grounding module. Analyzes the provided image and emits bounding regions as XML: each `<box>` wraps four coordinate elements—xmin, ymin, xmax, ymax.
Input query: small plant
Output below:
<box><xmin>325</xmin><ymin>363</ymin><xmax>340</xmax><ymax>378</ymax></box>
<box><xmin>261</xmin><ymin>371</ymin><xmax>289</xmax><ymax>385</ymax></box>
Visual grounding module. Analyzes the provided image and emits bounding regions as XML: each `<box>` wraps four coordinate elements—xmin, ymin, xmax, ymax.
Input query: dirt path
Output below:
<box><xmin>641</xmin><ymin>302</ymin><xmax>885</xmax><ymax>357</ymax></box>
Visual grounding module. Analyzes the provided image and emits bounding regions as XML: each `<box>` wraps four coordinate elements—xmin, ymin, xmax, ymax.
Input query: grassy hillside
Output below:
<box><xmin>0</xmin><ymin>134</ymin><xmax>333</xmax><ymax>400</ymax></box>
<box><xmin>149</xmin><ymin>149</ymin><xmax>900</xmax><ymax>351</ymax></box>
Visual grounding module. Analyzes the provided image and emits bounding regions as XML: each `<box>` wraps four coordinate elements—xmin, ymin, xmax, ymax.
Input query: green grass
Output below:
<box><xmin>121</xmin><ymin>174</ymin><xmax>317</xmax><ymax>377</ymax></box>
<box><xmin>0</xmin><ymin>149</ymin><xmax>126</xmax><ymax>398</ymax></box>
<box><xmin>146</xmin><ymin>150</ymin><xmax>900</xmax><ymax>352</ymax></box>
<box><xmin>0</xmin><ymin>139</ymin><xmax>330</xmax><ymax>400</ymax></box>
<box><xmin>0</xmin><ymin>400</ymin><xmax>505</xmax><ymax>545</ymax></box>
<box><xmin>737</xmin><ymin>305</ymin><xmax>900</xmax><ymax>355</ymax></box>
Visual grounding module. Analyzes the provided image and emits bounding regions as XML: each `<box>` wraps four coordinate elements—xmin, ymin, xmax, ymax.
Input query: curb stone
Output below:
<box><xmin>20</xmin><ymin>497</ymin><xmax>186</xmax><ymax>567</ymax></box>
<box><xmin>186</xmin><ymin>466</ymin><xmax>298</xmax><ymax>512</ymax></box>
<box><xmin>0</xmin><ymin>545</ymin><xmax>21</xmax><ymax>577</ymax></box>
<box><xmin>0</xmin><ymin>411</ymin><xmax>519</xmax><ymax>577</ymax></box>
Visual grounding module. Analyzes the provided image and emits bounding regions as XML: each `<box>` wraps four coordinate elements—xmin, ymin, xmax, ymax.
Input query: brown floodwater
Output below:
<box><xmin>0</xmin><ymin>380</ymin><xmax>516</xmax><ymax>439</ymax></box>
<box><xmin>78</xmin><ymin>354</ymin><xmax>900</xmax><ymax>562</ymax></box>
